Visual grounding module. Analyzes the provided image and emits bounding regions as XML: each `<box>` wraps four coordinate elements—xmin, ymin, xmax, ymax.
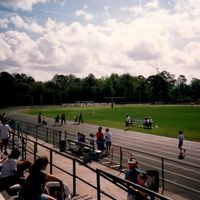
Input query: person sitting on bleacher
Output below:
<box><xmin>19</xmin><ymin>156</ymin><xmax>64</xmax><ymax>200</ymax></box>
<box><xmin>0</xmin><ymin>149</ymin><xmax>21</xmax><ymax>191</ymax></box>
<box><xmin>125</xmin><ymin>158</ymin><xmax>142</xmax><ymax>200</ymax></box>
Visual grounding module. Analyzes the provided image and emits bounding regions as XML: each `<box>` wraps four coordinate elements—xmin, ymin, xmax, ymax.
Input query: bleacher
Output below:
<box><xmin>0</xmin><ymin>128</ymin><xmax>171</xmax><ymax>200</ymax></box>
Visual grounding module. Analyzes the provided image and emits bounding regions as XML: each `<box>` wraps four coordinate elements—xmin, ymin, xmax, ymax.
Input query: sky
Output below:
<box><xmin>0</xmin><ymin>0</ymin><xmax>199</xmax><ymax>82</ymax></box>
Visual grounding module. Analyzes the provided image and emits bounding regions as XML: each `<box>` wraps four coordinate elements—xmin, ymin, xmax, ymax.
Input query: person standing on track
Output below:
<box><xmin>0</xmin><ymin>119</ymin><xmax>12</xmax><ymax>155</ymax></box>
<box><xmin>105</xmin><ymin>128</ymin><xmax>112</xmax><ymax>154</ymax></box>
<box><xmin>38</xmin><ymin>112</ymin><xmax>42</xmax><ymax>125</ymax></box>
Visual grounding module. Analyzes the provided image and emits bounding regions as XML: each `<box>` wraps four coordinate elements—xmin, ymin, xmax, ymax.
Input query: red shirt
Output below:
<box><xmin>96</xmin><ymin>131</ymin><xmax>104</xmax><ymax>140</ymax></box>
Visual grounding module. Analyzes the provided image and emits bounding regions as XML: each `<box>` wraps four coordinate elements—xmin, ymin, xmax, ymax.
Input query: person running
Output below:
<box><xmin>0</xmin><ymin>119</ymin><xmax>12</xmax><ymax>154</ymax></box>
<box><xmin>105</xmin><ymin>128</ymin><xmax>112</xmax><ymax>154</ymax></box>
<box><xmin>178</xmin><ymin>130</ymin><xmax>186</xmax><ymax>159</ymax></box>
<box><xmin>178</xmin><ymin>130</ymin><xmax>186</xmax><ymax>152</ymax></box>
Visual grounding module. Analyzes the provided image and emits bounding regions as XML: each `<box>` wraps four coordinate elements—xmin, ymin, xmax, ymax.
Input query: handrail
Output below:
<box><xmin>97</xmin><ymin>169</ymin><xmax>171</xmax><ymax>200</ymax></box>
<box><xmin>112</xmin><ymin>143</ymin><xmax>200</xmax><ymax>169</ymax></box>
<box><xmin>11</xmin><ymin>130</ymin><xmax>171</xmax><ymax>200</ymax></box>
<box><xmin>15</xmin><ymin>120</ymin><xmax>200</xmax><ymax>170</ymax></box>
<box><xmin>10</xmin><ymin>119</ymin><xmax>200</xmax><ymax>198</ymax></box>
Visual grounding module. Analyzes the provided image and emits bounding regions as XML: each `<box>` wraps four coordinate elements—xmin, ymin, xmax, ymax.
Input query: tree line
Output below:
<box><xmin>0</xmin><ymin>71</ymin><xmax>200</xmax><ymax>107</ymax></box>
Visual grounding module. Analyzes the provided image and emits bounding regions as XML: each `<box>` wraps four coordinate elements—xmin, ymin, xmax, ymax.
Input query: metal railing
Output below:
<box><xmin>11</xmin><ymin>120</ymin><xmax>200</xmax><ymax>199</ymax></box>
<box><xmin>10</xmin><ymin>130</ymin><xmax>170</xmax><ymax>200</ymax></box>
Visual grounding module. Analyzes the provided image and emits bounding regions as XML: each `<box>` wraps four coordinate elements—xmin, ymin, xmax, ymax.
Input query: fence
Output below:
<box><xmin>10</xmin><ymin>129</ymin><xmax>170</xmax><ymax>200</ymax></box>
<box><xmin>11</xmin><ymin>120</ymin><xmax>200</xmax><ymax>199</ymax></box>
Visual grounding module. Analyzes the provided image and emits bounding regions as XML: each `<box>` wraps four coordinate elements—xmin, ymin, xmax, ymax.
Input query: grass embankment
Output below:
<box><xmin>22</xmin><ymin>105</ymin><xmax>200</xmax><ymax>141</ymax></box>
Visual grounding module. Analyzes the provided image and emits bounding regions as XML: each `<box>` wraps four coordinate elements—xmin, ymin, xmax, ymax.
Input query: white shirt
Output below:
<box><xmin>0</xmin><ymin>124</ymin><xmax>11</xmax><ymax>139</ymax></box>
<box><xmin>0</xmin><ymin>158</ymin><xmax>17</xmax><ymax>178</ymax></box>
<box><xmin>126</xmin><ymin>116</ymin><xmax>131</xmax><ymax>123</ymax></box>
<box><xmin>105</xmin><ymin>131</ymin><xmax>112</xmax><ymax>142</ymax></box>
<box><xmin>178</xmin><ymin>134</ymin><xmax>184</xmax><ymax>141</ymax></box>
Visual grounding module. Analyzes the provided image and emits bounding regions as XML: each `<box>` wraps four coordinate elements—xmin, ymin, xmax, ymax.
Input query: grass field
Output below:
<box><xmin>23</xmin><ymin>105</ymin><xmax>200</xmax><ymax>141</ymax></box>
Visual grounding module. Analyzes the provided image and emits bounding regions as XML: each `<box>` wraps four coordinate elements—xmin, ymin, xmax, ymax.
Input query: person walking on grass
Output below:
<box><xmin>78</xmin><ymin>112</ymin><xmax>83</xmax><ymax>124</ymax></box>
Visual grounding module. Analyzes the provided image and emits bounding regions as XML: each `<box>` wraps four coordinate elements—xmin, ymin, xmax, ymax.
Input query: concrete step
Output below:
<box><xmin>71</xmin><ymin>194</ymin><xmax>94</xmax><ymax>200</ymax></box>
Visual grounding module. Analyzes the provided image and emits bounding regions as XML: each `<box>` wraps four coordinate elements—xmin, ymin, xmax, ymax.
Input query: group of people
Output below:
<box><xmin>38</xmin><ymin>112</ymin><xmax>84</xmax><ymax>126</ymax></box>
<box><xmin>143</xmin><ymin>117</ymin><xmax>153</xmax><ymax>129</ymax></box>
<box><xmin>38</xmin><ymin>112</ymin><xmax>48</xmax><ymax>126</ymax></box>
<box><xmin>55</xmin><ymin>113</ymin><xmax>66</xmax><ymax>126</ymax></box>
<box><xmin>76</xmin><ymin>126</ymin><xmax>112</xmax><ymax>155</ymax></box>
<box><xmin>74</xmin><ymin>112</ymin><xmax>83</xmax><ymax>125</ymax></box>
<box><xmin>95</xmin><ymin>127</ymin><xmax>112</xmax><ymax>154</ymax></box>
<box><xmin>125</xmin><ymin>114</ymin><xmax>154</xmax><ymax>129</ymax></box>
<box><xmin>0</xmin><ymin>149</ymin><xmax>64</xmax><ymax>200</ymax></box>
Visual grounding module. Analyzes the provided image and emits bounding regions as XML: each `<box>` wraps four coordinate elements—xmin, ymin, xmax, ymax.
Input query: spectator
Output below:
<box><xmin>17</xmin><ymin>160</ymin><xmax>33</xmax><ymax>178</ymax></box>
<box><xmin>0</xmin><ymin>149</ymin><xmax>21</xmax><ymax>191</ymax></box>
<box><xmin>61</xmin><ymin>113</ymin><xmax>66</xmax><ymax>125</ymax></box>
<box><xmin>143</xmin><ymin>117</ymin><xmax>148</xmax><ymax>128</ymax></box>
<box><xmin>96</xmin><ymin>127</ymin><xmax>105</xmax><ymax>151</ymax></box>
<box><xmin>74</xmin><ymin>115</ymin><xmax>78</xmax><ymax>125</ymax></box>
<box><xmin>125</xmin><ymin>158</ymin><xmax>141</xmax><ymax>200</ymax></box>
<box><xmin>38</xmin><ymin>112</ymin><xmax>42</xmax><ymax>125</ymax></box>
<box><xmin>0</xmin><ymin>119</ymin><xmax>12</xmax><ymax>154</ymax></box>
<box><xmin>42</xmin><ymin>117</ymin><xmax>47</xmax><ymax>125</ymax></box>
<box><xmin>105</xmin><ymin>128</ymin><xmax>112</xmax><ymax>154</ymax></box>
<box><xmin>19</xmin><ymin>156</ymin><xmax>64</xmax><ymax>200</ymax></box>
<box><xmin>55</xmin><ymin>115</ymin><xmax>60</xmax><ymax>125</ymax></box>
<box><xmin>125</xmin><ymin>114</ymin><xmax>133</xmax><ymax>126</ymax></box>
<box><xmin>78</xmin><ymin>133</ymin><xmax>86</xmax><ymax>143</ymax></box>
<box><xmin>2</xmin><ymin>113</ymin><xmax>7</xmax><ymax>122</ymax></box>
<box><xmin>148</xmin><ymin>116</ymin><xmax>153</xmax><ymax>128</ymax></box>
<box><xmin>131</xmin><ymin>173</ymin><xmax>148</xmax><ymax>200</ymax></box>
<box><xmin>78</xmin><ymin>112</ymin><xmax>83</xmax><ymax>124</ymax></box>
<box><xmin>89</xmin><ymin>133</ymin><xmax>95</xmax><ymax>150</ymax></box>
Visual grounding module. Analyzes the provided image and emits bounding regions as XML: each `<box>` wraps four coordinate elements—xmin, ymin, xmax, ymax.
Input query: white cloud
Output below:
<box><xmin>0</xmin><ymin>0</ymin><xmax>200</xmax><ymax>81</ymax></box>
<box><xmin>0</xmin><ymin>0</ymin><xmax>47</xmax><ymax>10</ymax></box>
<box><xmin>10</xmin><ymin>15</ymin><xmax>45</xmax><ymax>33</ymax></box>
<box><xmin>0</xmin><ymin>18</ymin><xmax>9</xmax><ymax>29</ymax></box>
<box><xmin>144</xmin><ymin>0</ymin><xmax>160</xmax><ymax>10</ymax></box>
<box><xmin>75</xmin><ymin>10</ymin><xmax>94</xmax><ymax>21</ymax></box>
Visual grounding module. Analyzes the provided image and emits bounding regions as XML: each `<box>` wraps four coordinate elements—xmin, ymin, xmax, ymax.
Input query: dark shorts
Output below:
<box><xmin>178</xmin><ymin>141</ymin><xmax>183</xmax><ymax>148</ymax></box>
<box><xmin>2</xmin><ymin>138</ymin><xmax>9</xmax><ymax>145</ymax></box>
<box><xmin>106</xmin><ymin>142</ymin><xmax>111</xmax><ymax>146</ymax></box>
